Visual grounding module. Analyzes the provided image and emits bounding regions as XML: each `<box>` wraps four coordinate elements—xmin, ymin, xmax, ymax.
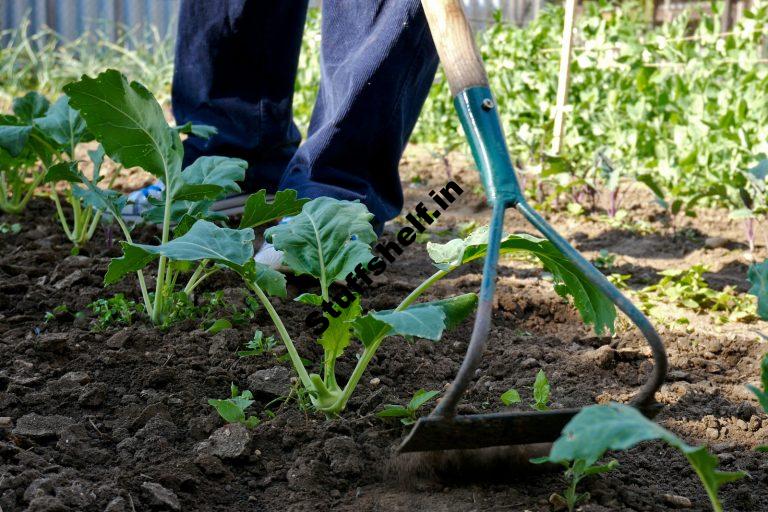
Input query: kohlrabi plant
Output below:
<box><xmin>63</xmin><ymin>69</ymin><xmax>307</xmax><ymax>325</ymax></box>
<box><xmin>0</xmin><ymin>92</ymin><xmax>77</xmax><ymax>215</ymax></box>
<box><xmin>534</xmin><ymin>403</ymin><xmax>745</xmax><ymax>512</ymax></box>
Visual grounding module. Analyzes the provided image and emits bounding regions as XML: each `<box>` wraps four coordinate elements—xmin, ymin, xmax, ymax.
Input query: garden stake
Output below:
<box><xmin>398</xmin><ymin>0</ymin><xmax>668</xmax><ymax>455</ymax></box>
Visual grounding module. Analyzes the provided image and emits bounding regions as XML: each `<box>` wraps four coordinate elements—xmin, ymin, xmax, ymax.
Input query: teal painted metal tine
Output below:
<box><xmin>430</xmin><ymin>85</ymin><xmax>667</xmax><ymax>419</ymax></box>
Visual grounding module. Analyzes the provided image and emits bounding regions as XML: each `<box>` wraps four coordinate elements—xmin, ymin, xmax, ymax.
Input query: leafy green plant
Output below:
<box><xmin>747</xmin><ymin>353</ymin><xmax>768</xmax><ymax>452</ymax></box>
<box><xmin>640</xmin><ymin>265</ymin><xmax>755</xmax><ymax>324</ymax></box>
<box><xmin>208</xmin><ymin>383</ymin><xmax>260</xmax><ymax>428</ymax></box>
<box><xmin>592</xmin><ymin>249</ymin><xmax>616</xmax><ymax>270</ymax></box>
<box><xmin>747</xmin><ymin>259</ymin><xmax>768</xmax><ymax>319</ymax></box>
<box><xmin>376</xmin><ymin>389</ymin><xmax>440</xmax><ymax>425</ymax></box>
<box><xmin>534</xmin><ymin>458</ymin><xmax>618</xmax><ymax>512</ymax></box>
<box><xmin>238</xmin><ymin>330</ymin><xmax>278</xmax><ymax>357</ymax></box>
<box><xmin>501</xmin><ymin>369</ymin><xmax>551</xmax><ymax>410</ymax></box>
<box><xmin>535</xmin><ymin>403</ymin><xmax>745</xmax><ymax>512</ymax></box>
<box><xmin>63</xmin><ymin>69</ymin><xmax>306</xmax><ymax>325</ymax></box>
<box><xmin>88</xmin><ymin>294</ymin><xmax>143</xmax><ymax>331</ymax></box>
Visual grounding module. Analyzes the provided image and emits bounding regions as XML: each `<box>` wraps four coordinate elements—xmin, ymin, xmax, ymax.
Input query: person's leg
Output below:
<box><xmin>278</xmin><ymin>0</ymin><xmax>439</xmax><ymax>229</ymax></box>
<box><xmin>172</xmin><ymin>0</ymin><xmax>309</xmax><ymax>193</ymax></box>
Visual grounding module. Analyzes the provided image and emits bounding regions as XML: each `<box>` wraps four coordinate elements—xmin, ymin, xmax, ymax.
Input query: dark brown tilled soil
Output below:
<box><xmin>1</xmin><ymin>153</ymin><xmax>767</xmax><ymax>511</ymax></box>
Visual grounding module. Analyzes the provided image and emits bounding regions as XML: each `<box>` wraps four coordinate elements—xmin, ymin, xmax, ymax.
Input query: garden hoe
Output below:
<box><xmin>397</xmin><ymin>0</ymin><xmax>669</xmax><ymax>459</ymax></box>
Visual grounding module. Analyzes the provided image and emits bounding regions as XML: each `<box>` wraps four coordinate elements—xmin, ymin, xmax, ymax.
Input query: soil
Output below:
<box><xmin>1</xmin><ymin>146</ymin><xmax>767</xmax><ymax>512</ymax></box>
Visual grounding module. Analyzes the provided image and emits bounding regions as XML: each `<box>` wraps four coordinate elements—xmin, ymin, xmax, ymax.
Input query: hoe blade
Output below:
<box><xmin>398</xmin><ymin>409</ymin><xmax>580</xmax><ymax>453</ymax></box>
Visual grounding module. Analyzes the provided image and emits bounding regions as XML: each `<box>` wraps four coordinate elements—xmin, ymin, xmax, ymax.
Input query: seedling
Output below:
<box><xmin>535</xmin><ymin>403</ymin><xmax>744</xmax><ymax>512</ymax></box>
<box><xmin>500</xmin><ymin>369</ymin><xmax>551</xmax><ymax>410</ymax></box>
<box><xmin>88</xmin><ymin>294</ymin><xmax>142</xmax><ymax>331</ymax></box>
<box><xmin>238</xmin><ymin>330</ymin><xmax>278</xmax><ymax>358</ymax></box>
<box><xmin>208</xmin><ymin>383</ymin><xmax>260</xmax><ymax>428</ymax></box>
<box><xmin>592</xmin><ymin>249</ymin><xmax>616</xmax><ymax>270</ymax></box>
<box><xmin>376</xmin><ymin>389</ymin><xmax>440</xmax><ymax>425</ymax></box>
<box><xmin>532</xmin><ymin>457</ymin><xmax>618</xmax><ymax>512</ymax></box>
<box><xmin>747</xmin><ymin>353</ymin><xmax>768</xmax><ymax>452</ymax></box>
<box><xmin>0</xmin><ymin>222</ymin><xmax>21</xmax><ymax>234</ymax></box>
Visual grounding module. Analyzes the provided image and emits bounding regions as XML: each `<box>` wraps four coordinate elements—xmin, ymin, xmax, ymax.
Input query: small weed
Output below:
<box><xmin>208</xmin><ymin>383</ymin><xmax>260</xmax><ymax>428</ymax></box>
<box><xmin>592</xmin><ymin>250</ymin><xmax>616</xmax><ymax>270</ymax></box>
<box><xmin>0</xmin><ymin>223</ymin><xmax>21</xmax><ymax>234</ymax></box>
<box><xmin>238</xmin><ymin>330</ymin><xmax>278</xmax><ymax>357</ymax></box>
<box><xmin>88</xmin><ymin>294</ymin><xmax>142</xmax><ymax>331</ymax></box>
<box><xmin>377</xmin><ymin>389</ymin><xmax>440</xmax><ymax>425</ymax></box>
<box><xmin>502</xmin><ymin>370</ymin><xmax>551</xmax><ymax>411</ymax></box>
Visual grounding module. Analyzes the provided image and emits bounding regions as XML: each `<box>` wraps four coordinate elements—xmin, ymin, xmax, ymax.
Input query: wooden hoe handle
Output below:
<box><xmin>421</xmin><ymin>0</ymin><xmax>489</xmax><ymax>96</ymax></box>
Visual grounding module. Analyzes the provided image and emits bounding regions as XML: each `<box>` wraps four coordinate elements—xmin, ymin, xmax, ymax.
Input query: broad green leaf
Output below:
<box><xmin>408</xmin><ymin>389</ymin><xmax>439</xmax><ymax>410</ymax></box>
<box><xmin>64</xmin><ymin>69</ymin><xmax>183</xmax><ymax>194</ymax></box>
<box><xmin>13</xmin><ymin>92</ymin><xmax>49</xmax><ymax>122</ymax></box>
<box><xmin>239</xmin><ymin>189</ymin><xmax>310</xmax><ymax>229</ymax></box>
<box><xmin>34</xmin><ymin>96</ymin><xmax>90</xmax><ymax>151</ymax></box>
<box><xmin>105</xmin><ymin>221</ymin><xmax>254</xmax><ymax>284</ymax></box>
<box><xmin>352</xmin><ymin>294</ymin><xmax>477</xmax><ymax>345</ymax></box>
<box><xmin>747</xmin><ymin>353</ymin><xmax>768</xmax><ymax>413</ymax></box>
<box><xmin>545</xmin><ymin>403</ymin><xmax>744</xmax><ymax>512</ymax></box>
<box><xmin>179</xmin><ymin>156</ymin><xmax>246</xmax><ymax>198</ymax></box>
<box><xmin>318</xmin><ymin>296</ymin><xmax>362</xmax><ymax>361</ymax></box>
<box><xmin>636</xmin><ymin>174</ymin><xmax>668</xmax><ymax>208</ymax></box>
<box><xmin>45</xmin><ymin>162</ymin><xmax>81</xmax><ymax>183</ymax></box>
<box><xmin>501</xmin><ymin>388</ymin><xmax>522</xmax><ymax>405</ymax></box>
<box><xmin>428</xmin><ymin>228</ymin><xmax>615</xmax><ymax>335</ymax></box>
<box><xmin>132</xmin><ymin>220</ymin><xmax>254</xmax><ymax>264</ymax></box>
<box><xmin>747</xmin><ymin>260</ymin><xmax>768</xmax><ymax>319</ymax></box>
<box><xmin>372</xmin><ymin>306</ymin><xmax>446</xmax><ymax>341</ymax></box>
<box><xmin>265</xmin><ymin>198</ymin><xmax>376</xmax><ymax>292</ymax></box>
<box><xmin>105</xmin><ymin>243</ymin><xmax>160</xmax><ymax>285</ymax></box>
<box><xmin>0</xmin><ymin>123</ymin><xmax>33</xmax><ymax>157</ymax></box>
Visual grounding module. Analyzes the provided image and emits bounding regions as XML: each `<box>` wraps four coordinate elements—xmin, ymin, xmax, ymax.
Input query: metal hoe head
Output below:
<box><xmin>398</xmin><ymin>90</ymin><xmax>669</xmax><ymax>453</ymax></box>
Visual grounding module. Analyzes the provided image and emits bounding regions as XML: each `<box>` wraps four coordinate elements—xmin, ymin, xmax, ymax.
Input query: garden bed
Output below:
<box><xmin>0</xmin><ymin>151</ymin><xmax>766</xmax><ymax>512</ymax></box>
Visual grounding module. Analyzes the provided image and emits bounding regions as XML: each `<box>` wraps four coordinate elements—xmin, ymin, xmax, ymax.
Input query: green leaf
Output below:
<box><xmin>428</xmin><ymin>228</ymin><xmax>615</xmax><ymax>335</ymax></box>
<box><xmin>350</xmin><ymin>314</ymin><xmax>391</xmax><ymax>348</ymax></box>
<box><xmin>636</xmin><ymin>174</ymin><xmax>668</xmax><ymax>208</ymax></box>
<box><xmin>0</xmin><ymin>123</ymin><xmax>33</xmax><ymax>157</ymax></box>
<box><xmin>408</xmin><ymin>389</ymin><xmax>439</xmax><ymax>411</ymax></box>
<box><xmin>240</xmin><ymin>189</ymin><xmax>310</xmax><ymax>229</ymax></box>
<box><xmin>34</xmin><ymin>96</ymin><xmax>90</xmax><ymax>151</ymax></box>
<box><xmin>132</xmin><ymin>220</ymin><xmax>254</xmax><ymax>264</ymax></box>
<box><xmin>104</xmin><ymin>243</ymin><xmax>160</xmax><ymax>285</ymax></box>
<box><xmin>372</xmin><ymin>306</ymin><xmax>446</xmax><ymax>341</ymax></box>
<box><xmin>207</xmin><ymin>399</ymin><xmax>245</xmax><ymax>424</ymax></box>
<box><xmin>265</xmin><ymin>198</ymin><xmax>376</xmax><ymax>292</ymax></box>
<box><xmin>295</xmin><ymin>293</ymin><xmax>324</xmax><ymax>306</ymax></box>
<box><xmin>546</xmin><ymin>403</ymin><xmax>745</xmax><ymax>511</ymax></box>
<box><xmin>236</xmin><ymin>260</ymin><xmax>287</xmax><ymax>298</ymax></box>
<box><xmin>206</xmin><ymin>318</ymin><xmax>232</xmax><ymax>334</ymax></box>
<box><xmin>179</xmin><ymin>156</ymin><xmax>246</xmax><ymax>198</ymax></box>
<box><xmin>174</xmin><ymin>122</ymin><xmax>218</xmax><ymax>139</ymax></box>
<box><xmin>13</xmin><ymin>92</ymin><xmax>49</xmax><ymax>122</ymax></box>
<box><xmin>532</xmin><ymin>369</ymin><xmax>550</xmax><ymax>411</ymax></box>
<box><xmin>64</xmin><ymin>69</ymin><xmax>183</xmax><ymax>194</ymax></box>
<box><xmin>501</xmin><ymin>388</ymin><xmax>522</xmax><ymax>405</ymax></box>
<box><xmin>105</xmin><ymin>221</ymin><xmax>254</xmax><ymax>284</ymax></box>
<box><xmin>426</xmin><ymin>293</ymin><xmax>478</xmax><ymax>330</ymax></box>
<box><xmin>45</xmin><ymin>162</ymin><xmax>81</xmax><ymax>183</ymax></box>
<box><xmin>746</xmin><ymin>353</ymin><xmax>768</xmax><ymax>413</ymax></box>
<box><xmin>376</xmin><ymin>405</ymin><xmax>409</xmax><ymax>418</ymax></box>
<box><xmin>747</xmin><ymin>260</ymin><xmax>768</xmax><ymax>320</ymax></box>
<box><xmin>318</xmin><ymin>296</ymin><xmax>362</xmax><ymax>361</ymax></box>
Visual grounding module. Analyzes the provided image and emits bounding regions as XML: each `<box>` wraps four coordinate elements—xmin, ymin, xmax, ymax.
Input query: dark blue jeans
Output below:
<box><xmin>172</xmin><ymin>1</ymin><xmax>439</xmax><ymax>227</ymax></box>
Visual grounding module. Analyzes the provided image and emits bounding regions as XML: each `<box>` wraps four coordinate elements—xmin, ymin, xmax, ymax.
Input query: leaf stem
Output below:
<box><xmin>246</xmin><ymin>281</ymin><xmax>313</xmax><ymax>391</ymax></box>
<box><xmin>112</xmin><ymin>214</ymin><xmax>153</xmax><ymax>319</ymax></box>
